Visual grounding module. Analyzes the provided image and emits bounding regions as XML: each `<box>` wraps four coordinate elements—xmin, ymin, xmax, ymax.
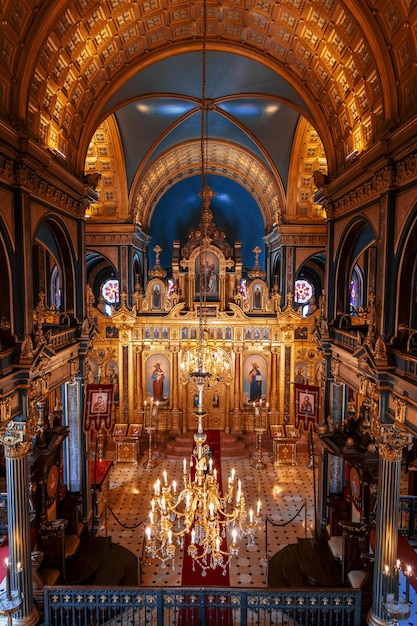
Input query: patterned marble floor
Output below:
<box><xmin>96</xmin><ymin>442</ymin><xmax>316</xmax><ymax>588</ymax></box>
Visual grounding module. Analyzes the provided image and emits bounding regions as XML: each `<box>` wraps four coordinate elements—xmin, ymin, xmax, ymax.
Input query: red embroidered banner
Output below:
<box><xmin>294</xmin><ymin>383</ymin><xmax>319</xmax><ymax>431</ymax></box>
<box><xmin>84</xmin><ymin>384</ymin><xmax>114</xmax><ymax>431</ymax></box>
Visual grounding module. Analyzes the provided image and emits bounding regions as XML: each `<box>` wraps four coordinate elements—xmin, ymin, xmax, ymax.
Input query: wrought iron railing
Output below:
<box><xmin>399</xmin><ymin>495</ymin><xmax>417</xmax><ymax>542</ymax></box>
<box><xmin>43</xmin><ymin>585</ymin><xmax>362</xmax><ymax>625</ymax></box>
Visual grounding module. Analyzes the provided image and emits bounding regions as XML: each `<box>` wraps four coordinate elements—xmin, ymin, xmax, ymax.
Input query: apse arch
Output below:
<box><xmin>295</xmin><ymin>252</ymin><xmax>326</xmax><ymax>315</ymax></box>
<box><xmin>86</xmin><ymin>251</ymin><xmax>119</xmax><ymax>311</ymax></box>
<box><xmin>32</xmin><ymin>216</ymin><xmax>77</xmax><ymax>316</ymax></box>
<box><xmin>394</xmin><ymin>206</ymin><xmax>417</xmax><ymax>346</ymax></box>
<box><xmin>0</xmin><ymin>219</ymin><xmax>14</xmax><ymax>343</ymax></box>
<box><xmin>132</xmin><ymin>141</ymin><xmax>283</xmax><ymax>234</ymax></box>
<box><xmin>334</xmin><ymin>218</ymin><xmax>377</xmax><ymax>318</ymax></box>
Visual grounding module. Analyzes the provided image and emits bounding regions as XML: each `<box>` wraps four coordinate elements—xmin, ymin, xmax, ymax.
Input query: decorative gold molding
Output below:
<box><xmin>377</xmin><ymin>423</ymin><xmax>413</xmax><ymax>462</ymax></box>
<box><xmin>0</xmin><ymin>421</ymin><xmax>32</xmax><ymax>458</ymax></box>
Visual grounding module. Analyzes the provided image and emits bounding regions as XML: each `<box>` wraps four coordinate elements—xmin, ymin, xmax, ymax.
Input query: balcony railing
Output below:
<box><xmin>43</xmin><ymin>585</ymin><xmax>362</xmax><ymax>626</ymax></box>
<box><xmin>399</xmin><ymin>495</ymin><xmax>417</xmax><ymax>542</ymax></box>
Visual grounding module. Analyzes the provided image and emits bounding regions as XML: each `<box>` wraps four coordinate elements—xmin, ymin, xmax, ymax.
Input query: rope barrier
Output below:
<box><xmin>106</xmin><ymin>502</ymin><xmax>145</xmax><ymax>530</ymax></box>
<box><xmin>265</xmin><ymin>501</ymin><xmax>306</xmax><ymax>527</ymax></box>
<box><xmin>264</xmin><ymin>498</ymin><xmax>308</xmax><ymax>585</ymax></box>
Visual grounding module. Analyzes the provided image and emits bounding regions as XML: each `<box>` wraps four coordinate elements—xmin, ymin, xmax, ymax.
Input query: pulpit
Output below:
<box><xmin>270</xmin><ymin>425</ymin><xmax>300</xmax><ymax>465</ymax></box>
<box><xmin>113</xmin><ymin>423</ymin><xmax>142</xmax><ymax>463</ymax></box>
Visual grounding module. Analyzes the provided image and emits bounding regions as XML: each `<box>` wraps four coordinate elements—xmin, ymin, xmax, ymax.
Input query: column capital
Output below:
<box><xmin>377</xmin><ymin>423</ymin><xmax>413</xmax><ymax>461</ymax></box>
<box><xmin>0</xmin><ymin>419</ymin><xmax>35</xmax><ymax>458</ymax></box>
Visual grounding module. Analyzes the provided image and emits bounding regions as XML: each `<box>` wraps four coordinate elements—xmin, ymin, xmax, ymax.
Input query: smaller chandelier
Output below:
<box><xmin>145</xmin><ymin>380</ymin><xmax>261</xmax><ymax>575</ymax></box>
<box><xmin>180</xmin><ymin>338</ymin><xmax>231</xmax><ymax>386</ymax></box>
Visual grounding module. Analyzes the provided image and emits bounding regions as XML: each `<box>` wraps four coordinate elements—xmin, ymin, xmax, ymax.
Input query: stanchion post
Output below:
<box><xmin>304</xmin><ymin>498</ymin><xmax>307</xmax><ymax>538</ymax></box>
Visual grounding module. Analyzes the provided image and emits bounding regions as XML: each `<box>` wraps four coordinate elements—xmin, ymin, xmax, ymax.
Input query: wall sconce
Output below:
<box><xmin>398</xmin><ymin>324</ymin><xmax>417</xmax><ymax>352</ymax></box>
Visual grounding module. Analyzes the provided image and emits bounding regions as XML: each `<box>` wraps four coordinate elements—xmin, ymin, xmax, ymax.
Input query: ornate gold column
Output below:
<box><xmin>134</xmin><ymin>345</ymin><xmax>143</xmax><ymax>412</ymax></box>
<box><xmin>170</xmin><ymin>346</ymin><xmax>182</xmax><ymax>433</ymax></box>
<box><xmin>0</xmin><ymin>421</ymin><xmax>39</xmax><ymax>626</ymax></box>
<box><xmin>270</xmin><ymin>347</ymin><xmax>279</xmax><ymax>414</ymax></box>
<box><xmin>231</xmin><ymin>347</ymin><xmax>242</xmax><ymax>433</ymax></box>
<box><xmin>224</xmin><ymin>382</ymin><xmax>231</xmax><ymax>433</ymax></box>
<box><xmin>367</xmin><ymin>422</ymin><xmax>412</xmax><ymax>626</ymax></box>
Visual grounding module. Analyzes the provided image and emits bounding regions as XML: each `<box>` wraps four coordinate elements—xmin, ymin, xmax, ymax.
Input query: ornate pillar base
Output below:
<box><xmin>366</xmin><ymin>608</ymin><xmax>390</xmax><ymax>626</ymax></box>
<box><xmin>230</xmin><ymin>409</ymin><xmax>242</xmax><ymax>433</ymax></box>
<box><xmin>168</xmin><ymin>409</ymin><xmax>182</xmax><ymax>434</ymax></box>
<box><xmin>12</xmin><ymin>605</ymin><xmax>39</xmax><ymax>626</ymax></box>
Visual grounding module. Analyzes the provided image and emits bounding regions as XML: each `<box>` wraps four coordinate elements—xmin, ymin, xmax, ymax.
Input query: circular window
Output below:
<box><xmin>294</xmin><ymin>279</ymin><xmax>313</xmax><ymax>304</ymax></box>
<box><xmin>102</xmin><ymin>279</ymin><xmax>119</xmax><ymax>304</ymax></box>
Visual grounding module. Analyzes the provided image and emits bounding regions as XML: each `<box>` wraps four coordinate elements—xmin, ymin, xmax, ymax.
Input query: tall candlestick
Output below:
<box><xmin>394</xmin><ymin>559</ymin><xmax>401</xmax><ymax>602</ymax></box>
<box><xmin>5</xmin><ymin>557</ymin><xmax>11</xmax><ymax>600</ymax></box>
<box><xmin>383</xmin><ymin>564</ymin><xmax>390</xmax><ymax>602</ymax></box>
<box><xmin>16</xmin><ymin>562</ymin><xmax>22</xmax><ymax>596</ymax></box>
<box><xmin>405</xmin><ymin>565</ymin><xmax>412</xmax><ymax>603</ymax></box>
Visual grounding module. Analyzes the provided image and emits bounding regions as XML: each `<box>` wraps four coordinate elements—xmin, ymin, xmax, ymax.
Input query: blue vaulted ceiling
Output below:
<box><xmin>100</xmin><ymin>51</ymin><xmax>312</xmax><ymax>271</ymax></box>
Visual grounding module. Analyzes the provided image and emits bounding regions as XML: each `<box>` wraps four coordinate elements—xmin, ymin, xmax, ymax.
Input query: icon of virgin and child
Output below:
<box><xmin>152</xmin><ymin>362</ymin><xmax>165</xmax><ymax>402</ymax></box>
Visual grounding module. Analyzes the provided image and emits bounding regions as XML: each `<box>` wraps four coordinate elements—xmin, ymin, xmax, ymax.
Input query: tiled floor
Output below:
<box><xmin>96</xmin><ymin>440</ymin><xmax>316</xmax><ymax>588</ymax></box>
<box><xmin>95</xmin><ymin>436</ymin><xmax>417</xmax><ymax>625</ymax></box>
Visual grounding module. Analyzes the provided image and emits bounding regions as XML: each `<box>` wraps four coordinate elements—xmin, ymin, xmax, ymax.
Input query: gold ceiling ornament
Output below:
<box><xmin>144</xmin><ymin>0</ymin><xmax>261</xmax><ymax>575</ymax></box>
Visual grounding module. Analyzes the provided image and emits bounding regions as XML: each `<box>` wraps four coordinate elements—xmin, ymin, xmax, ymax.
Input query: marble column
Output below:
<box><xmin>367</xmin><ymin>423</ymin><xmax>412</xmax><ymax>626</ymax></box>
<box><xmin>0</xmin><ymin>423</ymin><xmax>38</xmax><ymax>625</ymax></box>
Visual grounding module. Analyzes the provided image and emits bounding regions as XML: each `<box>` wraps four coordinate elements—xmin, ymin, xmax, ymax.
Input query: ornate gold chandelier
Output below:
<box><xmin>144</xmin><ymin>377</ymin><xmax>261</xmax><ymax>574</ymax></box>
<box><xmin>180</xmin><ymin>341</ymin><xmax>231</xmax><ymax>386</ymax></box>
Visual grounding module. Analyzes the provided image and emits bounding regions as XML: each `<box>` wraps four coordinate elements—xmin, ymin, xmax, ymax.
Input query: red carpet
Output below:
<box><xmin>90</xmin><ymin>458</ymin><xmax>113</xmax><ymax>487</ymax></box>
<box><xmin>180</xmin><ymin>431</ymin><xmax>232</xmax><ymax>625</ymax></box>
<box><xmin>181</xmin><ymin>430</ymin><xmax>230</xmax><ymax>587</ymax></box>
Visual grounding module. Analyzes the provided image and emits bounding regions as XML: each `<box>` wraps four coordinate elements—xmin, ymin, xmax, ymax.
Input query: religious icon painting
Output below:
<box><xmin>253</xmin><ymin>284</ymin><xmax>262</xmax><ymax>309</ymax></box>
<box><xmin>243</xmin><ymin>355</ymin><xmax>267</xmax><ymax>404</ymax></box>
<box><xmin>152</xmin><ymin>283</ymin><xmax>162</xmax><ymax>310</ymax></box>
<box><xmin>195</xmin><ymin>251</ymin><xmax>219</xmax><ymax>301</ymax></box>
<box><xmin>145</xmin><ymin>354</ymin><xmax>170</xmax><ymax>405</ymax></box>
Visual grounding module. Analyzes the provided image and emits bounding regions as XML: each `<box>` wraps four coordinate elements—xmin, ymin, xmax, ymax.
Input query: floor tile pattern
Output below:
<box><xmin>97</xmin><ymin>443</ymin><xmax>316</xmax><ymax>588</ymax></box>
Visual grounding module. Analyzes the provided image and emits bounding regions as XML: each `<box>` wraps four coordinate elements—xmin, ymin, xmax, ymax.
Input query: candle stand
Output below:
<box><xmin>144</xmin><ymin>426</ymin><xmax>157</xmax><ymax>469</ymax></box>
<box><xmin>143</xmin><ymin>399</ymin><xmax>159</xmax><ymax>469</ymax></box>
<box><xmin>0</xmin><ymin>590</ymin><xmax>22</xmax><ymax>626</ymax></box>
<box><xmin>253</xmin><ymin>428</ymin><xmax>266</xmax><ymax>469</ymax></box>
<box><xmin>382</xmin><ymin>596</ymin><xmax>410</xmax><ymax>626</ymax></box>
<box><xmin>252</xmin><ymin>400</ymin><xmax>269</xmax><ymax>470</ymax></box>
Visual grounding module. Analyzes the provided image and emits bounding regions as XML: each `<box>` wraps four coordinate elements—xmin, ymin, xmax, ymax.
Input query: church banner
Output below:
<box><xmin>294</xmin><ymin>383</ymin><xmax>319</xmax><ymax>431</ymax></box>
<box><xmin>84</xmin><ymin>384</ymin><xmax>114</xmax><ymax>431</ymax></box>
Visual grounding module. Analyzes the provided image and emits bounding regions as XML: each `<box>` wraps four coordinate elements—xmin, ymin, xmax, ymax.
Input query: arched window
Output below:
<box><xmin>50</xmin><ymin>265</ymin><xmax>61</xmax><ymax>311</ymax></box>
<box><xmin>349</xmin><ymin>264</ymin><xmax>363</xmax><ymax>314</ymax></box>
<box><xmin>294</xmin><ymin>279</ymin><xmax>314</xmax><ymax>317</ymax></box>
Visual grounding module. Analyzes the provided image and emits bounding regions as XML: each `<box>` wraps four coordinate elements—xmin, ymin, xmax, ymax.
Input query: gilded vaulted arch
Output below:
<box><xmin>1</xmin><ymin>0</ymin><xmax>410</xmax><ymax>178</ymax></box>
<box><xmin>132</xmin><ymin>140</ymin><xmax>285</xmax><ymax>232</ymax></box>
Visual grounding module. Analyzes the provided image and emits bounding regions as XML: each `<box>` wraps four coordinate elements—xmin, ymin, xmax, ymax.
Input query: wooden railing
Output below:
<box><xmin>42</xmin><ymin>585</ymin><xmax>362</xmax><ymax>625</ymax></box>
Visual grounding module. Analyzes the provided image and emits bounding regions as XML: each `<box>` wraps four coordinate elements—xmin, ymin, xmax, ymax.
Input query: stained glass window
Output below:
<box><xmin>102</xmin><ymin>279</ymin><xmax>119</xmax><ymax>304</ymax></box>
<box><xmin>294</xmin><ymin>279</ymin><xmax>313</xmax><ymax>304</ymax></box>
